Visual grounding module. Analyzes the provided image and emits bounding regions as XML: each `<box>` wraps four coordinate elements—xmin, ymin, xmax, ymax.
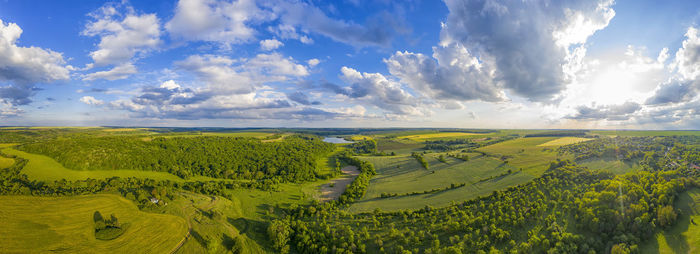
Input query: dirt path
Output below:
<box><xmin>319</xmin><ymin>166</ymin><xmax>360</xmax><ymax>202</ymax></box>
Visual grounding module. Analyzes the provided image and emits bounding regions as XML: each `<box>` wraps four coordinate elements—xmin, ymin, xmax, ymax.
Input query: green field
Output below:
<box><xmin>477</xmin><ymin>137</ymin><xmax>562</xmax><ymax>176</ymax></box>
<box><xmin>642</xmin><ymin>188</ymin><xmax>700</xmax><ymax>254</ymax></box>
<box><xmin>537</xmin><ymin>137</ymin><xmax>592</xmax><ymax>146</ymax></box>
<box><xmin>1</xmin><ymin>147</ymin><xmax>219</xmax><ymax>182</ymax></box>
<box><xmin>579</xmin><ymin>157</ymin><xmax>641</xmax><ymax>175</ymax></box>
<box><xmin>397</xmin><ymin>132</ymin><xmax>485</xmax><ymax>141</ymax></box>
<box><xmin>0</xmin><ymin>156</ymin><xmax>13</xmax><ymax>169</ymax></box>
<box><xmin>347</xmin><ymin>153</ymin><xmax>532</xmax><ymax>212</ymax></box>
<box><xmin>0</xmin><ymin>194</ymin><xmax>187</xmax><ymax>253</ymax></box>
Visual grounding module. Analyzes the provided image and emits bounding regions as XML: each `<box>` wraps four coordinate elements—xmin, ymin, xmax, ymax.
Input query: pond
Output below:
<box><xmin>323</xmin><ymin>137</ymin><xmax>354</xmax><ymax>144</ymax></box>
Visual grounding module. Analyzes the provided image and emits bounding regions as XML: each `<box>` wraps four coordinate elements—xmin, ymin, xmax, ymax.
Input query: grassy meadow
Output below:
<box><xmin>397</xmin><ymin>132</ymin><xmax>486</xmax><ymax>141</ymax></box>
<box><xmin>347</xmin><ymin>153</ymin><xmax>532</xmax><ymax>212</ymax></box>
<box><xmin>2</xmin><ymin>147</ymin><xmax>191</xmax><ymax>182</ymax></box>
<box><xmin>537</xmin><ymin>137</ymin><xmax>593</xmax><ymax>146</ymax></box>
<box><xmin>642</xmin><ymin>188</ymin><xmax>700</xmax><ymax>254</ymax></box>
<box><xmin>476</xmin><ymin>137</ymin><xmax>563</xmax><ymax>176</ymax></box>
<box><xmin>0</xmin><ymin>194</ymin><xmax>187</xmax><ymax>253</ymax></box>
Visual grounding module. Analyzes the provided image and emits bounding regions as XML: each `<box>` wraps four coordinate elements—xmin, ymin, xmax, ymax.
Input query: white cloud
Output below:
<box><xmin>83</xmin><ymin>63</ymin><xmax>137</xmax><ymax>81</ymax></box>
<box><xmin>339</xmin><ymin>66</ymin><xmax>424</xmax><ymax>116</ymax></box>
<box><xmin>259</xmin><ymin>39</ymin><xmax>283</xmax><ymax>51</ymax></box>
<box><xmin>0</xmin><ymin>19</ymin><xmax>70</xmax><ymax>106</ymax></box>
<box><xmin>386</xmin><ymin>43</ymin><xmax>504</xmax><ymax>102</ymax></box>
<box><xmin>80</xmin><ymin>96</ymin><xmax>104</xmax><ymax>105</ymax></box>
<box><xmin>166</xmin><ymin>0</ymin><xmax>272</xmax><ymax>45</ymax></box>
<box><xmin>307</xmin><ymin>58</ymin><xmax>320</xmax><ymax>67</ymax></box>
<box><xmin>109</xmin><ymin>53</ymin><xmax>322</xmax><ymax>120</ymax></box>
<box><xmin>389</xmin><ymin>0</ymin><xmax>615</xmax><ymax>103</ymax></box>
<box><xmin>82</xmin><ymin>2</ymin><xmax>161</xmax><ymax>80</ymax></box>
<box><xmin>269</xmin><ymin>0</ymin><xmax>405</xmax><ymax>48</ymax></box>
<box><xmin>674</xmin><ymin>27</ymin><xmax>700</xmax><ymax>81</ymax></box>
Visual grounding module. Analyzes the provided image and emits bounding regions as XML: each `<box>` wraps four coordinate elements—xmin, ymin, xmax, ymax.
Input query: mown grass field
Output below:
<box><xmin>1</xmin><ymin>147</ymin><xmax>220</xmax><ymax>182</ymax></box>
<box><xmin>537</xmin><ymin>137</ymin><xmax>592</xmax><ymax>146</ymax></box>
<box><xmin>0</xmin><ymin>156</ymin><xmax>13</xmax><ymax>169</ymax></box>
<box><xmin>347</xmin><ymin>153</ymin><xmax>532</xmax><ymax>212</ymax></box>
<box><xmin>477</xmin><ymin>137</ymin><xmax>563</xmax><ymax>176</ymax></box>
<box><xmin>0</xmin><ymin>194</ymin><xmax>187</xmax><ymax>253</ymax></box>
<box><xmin>397</xmin><ymin>132</ymin><xmax>485</xmax><ymax>141</ymax></box>
<box><xmin>642</xmin><ymin>188</ymin><xmax>700</xmax><ymax>254</ymax></box>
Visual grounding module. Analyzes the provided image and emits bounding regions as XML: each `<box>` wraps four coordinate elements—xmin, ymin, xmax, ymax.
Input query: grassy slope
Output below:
<box><xmin>477</xmin><ymin>137</ymin><xmax>562</xmax><ymax>176</ymax></box>
<box><xmin>347</xmin><ymin>154</ymin><xmax>532</xmax><ymax>212</ymax></box>
<box><xmin>2</xmin><ymin>147</ymin><xmax>188</xmax><ymax>182</ymax></box>
<box><xmin>398</xmin><ymin>132</ymin><xmax>486</xmax><ymax>141</ymax></box>
<box><xmin>0</xmin><ymin>194</ymin><xmax>187</xmax><ymax>253</ymax></box>
<box><xmin>642</xmin><ymin>188</ymin><xmax>700</xmax><ymax>254</ymax></box>
<box><xmin>0</xmin><ymin>156</ymin><xmax>13</xmax><ymax>168</ymax></box>
<box><xmin>578</xmin><ymin>157</ymin><xmax>641</xmax><ymax>175</ymax></box>
<box><xmin>537</xmin><ymin>137</ymin><xmax>593</xmax><ymax>146</ymax></box>
<box><xmin>1</xmin><ymin>147</ymin><xmax>224</xmax><ymax>182</ymax></box>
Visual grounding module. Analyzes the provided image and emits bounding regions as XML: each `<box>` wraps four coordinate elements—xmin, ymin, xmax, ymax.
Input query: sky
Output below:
<box><xmin>0</xmin><ymin>0</ymin><xmax>699</xmax><ymax>129</ymax></box>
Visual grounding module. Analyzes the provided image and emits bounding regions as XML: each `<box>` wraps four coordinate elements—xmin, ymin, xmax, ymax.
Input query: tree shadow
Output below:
<box><xmin>662</xmin><ymin>191</ymin><xmax>694</xmax><ymax>254</ymax></box>
<box><xmin>190</xmin><ymin>229</ymin><xmax>205</xmax><ymax>247</ymax></box>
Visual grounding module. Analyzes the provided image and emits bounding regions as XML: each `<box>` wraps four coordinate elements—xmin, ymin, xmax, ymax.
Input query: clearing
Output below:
<box><xmin>398</xmin><ymin>132</ymin><xmax>485</xmax><ymax>141</ymax></box>
<box><xmin>1</xmin><ymin>147</ymin><xmax>222</xmax><ymax>182</ymax></box>
<box><xmin>319</xmin><ymin>166</ymin><xmax>360</xmax><ymax>202</ymax></box>
<box><xmin>0</xmin><ymin>194</ymin><xmax>187</xmax><ymax>253</ymax></box>
<box><xmin>642</xmin><ymin>188</ymin><xmax>700</xmax><ymax>254</ymax></box>
<box><xmin>537</xmin><ymin>137</ymin><xmax>593</xmax><ymax>147</ymax></box>
<box><xmin>476</xmin><ymin>137</ymin><xmax>563</xmax><ymax>176</ymax></box>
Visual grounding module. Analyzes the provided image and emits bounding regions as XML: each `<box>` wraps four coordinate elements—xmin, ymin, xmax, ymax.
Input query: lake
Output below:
<box><xmin>323</xmin><ymin>137</ymin><xmax>354</xmax><ymax>144</ymax></box>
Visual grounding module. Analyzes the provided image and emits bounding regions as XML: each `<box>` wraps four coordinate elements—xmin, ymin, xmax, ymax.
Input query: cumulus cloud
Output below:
<box><xmin>646</xmin><ymin>27</ymin><xmax>700</xmax><ymax>106</ymax></box>
<box><xmin>82</xmin><ymin>2</ymin><xmax>161</xmax><ymax>80</ymax></box>
<box><xmin>287</xmin><ymin>91</ymin><xmax>320</xmax><ymax>105</ymax></box>
<box><xmin>567</xmin><ymin>101</ymin><xmax>641</xmax><ymax>121</ymax></box>
<box><xmin>386</xmin><ymin>0</ymin><xmax>614</xmax><ymax>103</ymax></box>
<box><xmin>268</xmin><ymin>24</ymin><xmax>313</xmax><ymax>44</ymax></box>
<box><xmin>338</xmin><ymin>66</ymin><xmax>424</xmax><ymax>116</ymax></box>
<box><xmin>110</xmin><ymin>54</ymin><xmax>322</xmax><ymax>120</ymax></box>
<box><xmin>0</xmin><ymin>19</ymin><xmax>69</xmax><ymax>107</ymax></box>
<box><xmin>83</xmin><ymin>63</ymin><xmax>137</xmax><ymax>81</ymax></box>
<box><xmin>80</xmin><ymin>96</ymin><xmax>104</xmax><ymax>105</ymax></box>
<box><xmin>269</xmin><ymin>0</ymin><xmax>406</xmax><ymax>48</ymax></box>
<box><xmin>307</xmin><ymin>58</ymin><xmax>320</xmax><ymax>67</ymax></box>
<box><xmin>166</xmin><ymin>0</ymin><xmax>272</xmax><ymax>44</ymax></box>
<box><xmin>386</xmin><ymin>43</ymin><xmax>504</xmax><ymax>102</ymax></box>
<box><xmin>260</xmin><ymin>39</ymin><xmax>283</xmax><ymax>51</ymax></box>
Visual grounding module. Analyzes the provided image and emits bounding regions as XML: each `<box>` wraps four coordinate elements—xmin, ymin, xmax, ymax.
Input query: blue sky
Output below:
<box><xmin>0</xmin><ymin>0</ymin><xmax>699</xmax><ymax>129</ymax></box>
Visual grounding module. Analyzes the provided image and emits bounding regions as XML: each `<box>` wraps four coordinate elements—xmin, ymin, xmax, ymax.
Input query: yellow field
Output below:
<box><xmin>398</xmin><ymin>132</ymin><xmax>484</xmax><ymax>141</ymax></box>
<box><xmin>0</xmin><ymin>194</ymin><xmax>188</xmax><ymax>253</ymax></box>
<box><xmin>536</xmin><ymin>137</ymin><xmax>592</xmax><ymax>147</ymax></box>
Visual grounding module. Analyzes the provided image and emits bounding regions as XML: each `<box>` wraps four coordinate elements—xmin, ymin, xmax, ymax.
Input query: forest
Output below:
<box><xmin>18</xmin><ymin>135</ymin><xmax>334</xmax><ymax>182</ymax></box>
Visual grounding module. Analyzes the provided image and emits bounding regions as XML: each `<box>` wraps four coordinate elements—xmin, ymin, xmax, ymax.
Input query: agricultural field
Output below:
<box><xmin>347</xmin><ymin>153</ymin><xmax>531</xmax><ymax>212</ymax></box>
<box><xmin>537</xmin><ymin>137</ymin><xmax>593</xmax><ymax>146</ymax></box>
<box><xmin>0</xmin><ymin>194</ymin><xmax>187</xmax><ymax>253</ymax></box>
<box><xmin>476</xmin><ymin>137</ymin><xmax>564</xmax><ymax>175</ymax></box>
<box><xmin>397</xmin><ymin>131</ymin><xmax>486</xmax><ymax>141</ymax></box>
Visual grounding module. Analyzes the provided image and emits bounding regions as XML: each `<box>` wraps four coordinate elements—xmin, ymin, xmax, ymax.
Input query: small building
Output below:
<box><xmin>150</xmin><ymin>197</ymin><xmax>159</xmax><ymax>204</ymax></box>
